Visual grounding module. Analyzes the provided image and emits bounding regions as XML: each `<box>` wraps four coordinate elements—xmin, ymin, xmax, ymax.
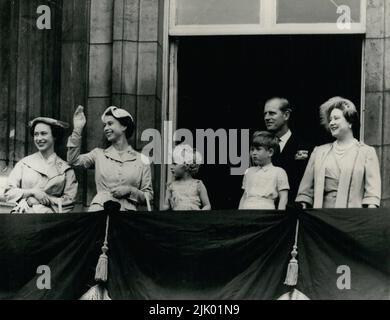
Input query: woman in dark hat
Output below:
<box><xmin>5</xmin><ymin>117</ymin><xmax>78</xmax><ymax>213</ymax></box>
<box><xmin>67</xmin><ymin>106</ymin><xmax>153</xmax><ymax>211</ymax></box>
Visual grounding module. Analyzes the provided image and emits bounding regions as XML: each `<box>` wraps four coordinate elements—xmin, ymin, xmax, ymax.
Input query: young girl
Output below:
<box><xmin>239</xmin><ymin>131</ymin><xmax>289</xmax><ymax>210</ymax></box>
<box><xmin>163</xmin><ymin>144</ymin><xmax>211</xmax><ymax>211</ymax></box>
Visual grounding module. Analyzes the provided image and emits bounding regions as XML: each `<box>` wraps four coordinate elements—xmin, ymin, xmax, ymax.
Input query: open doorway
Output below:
<box><xmin>176</xmin><ymin>35</ymin><xmax>363</xmax><ymax>210</ymax></box>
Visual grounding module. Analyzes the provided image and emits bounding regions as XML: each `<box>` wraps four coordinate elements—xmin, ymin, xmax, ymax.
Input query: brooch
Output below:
<box><xmin>295</xmin><ymin>150</ymin><xmax>309</xmax><ymax>160</ymax></box>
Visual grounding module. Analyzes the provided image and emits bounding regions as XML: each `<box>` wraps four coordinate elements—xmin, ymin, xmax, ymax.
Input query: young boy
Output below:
<box><xmin>239</xmin><ymin>131</ymin><xmax>289</xmax><ymax>210</ymax></box>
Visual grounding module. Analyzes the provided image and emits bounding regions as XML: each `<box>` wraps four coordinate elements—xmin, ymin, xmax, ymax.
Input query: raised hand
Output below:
<box><xmin>73</xmin><ymin>105</ymin><xmax>87</xmax><ymax>132</ymax></box>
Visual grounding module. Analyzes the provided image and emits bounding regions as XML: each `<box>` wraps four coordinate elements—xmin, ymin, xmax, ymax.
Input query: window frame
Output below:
<box><xmin>169</xmin><ymin>0</ymin><xmax>366</xmax><ymax>36</ymax></box>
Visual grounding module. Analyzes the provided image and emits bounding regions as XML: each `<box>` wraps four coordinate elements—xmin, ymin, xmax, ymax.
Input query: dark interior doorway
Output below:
<box><xmin>177</xmin><ymin>35</ymin><xmax>363</xmax><ymax>210</ymax></box>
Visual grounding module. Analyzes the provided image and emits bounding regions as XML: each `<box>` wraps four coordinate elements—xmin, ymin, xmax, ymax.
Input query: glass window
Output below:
<box><xmin>277</xmin><ymin>0</ymin><xmax>361</xmax><ymax>23</ymax></box>
<box><xmin>176</xmin><ymin>0</ymin><xmax>260</xmax><ymax>25</ymax></box>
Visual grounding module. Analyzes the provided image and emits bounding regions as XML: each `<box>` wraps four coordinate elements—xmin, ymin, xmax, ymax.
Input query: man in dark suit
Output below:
<box><xmin>263</xmin><ymin>97</ymin><xmax>312</xmax><ymax>203</ymax></box>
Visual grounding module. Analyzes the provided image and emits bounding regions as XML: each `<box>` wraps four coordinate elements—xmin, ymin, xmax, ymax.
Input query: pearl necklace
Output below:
<box><xmin>333</xmin><ymin>139</ymin><xmax>356</xmax><ymax>157</ymax></box>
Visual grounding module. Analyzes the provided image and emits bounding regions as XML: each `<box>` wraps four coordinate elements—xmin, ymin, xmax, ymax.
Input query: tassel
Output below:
<box><xmin>95</xmin><ymin>244</ymin><xmax>108</xmax><ymax>282</ymax></box>
<box><xmin>284</xmin><ymin>245</ymin><xmax>298</xmax><ymax>286</ymax></box>
<box><xmin>284</xmin><ymin>220</ymin><xmax>300</xmax><ymax>286</ymax></box>
<box><xmin>94</xmin><ymin>215</ymin><xmax>110</xmax><ymax>282</ymax></box>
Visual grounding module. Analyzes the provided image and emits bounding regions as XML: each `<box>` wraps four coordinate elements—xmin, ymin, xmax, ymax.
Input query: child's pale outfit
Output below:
<box><xmin>240</xmin><ymin>163</ymin><xmax>289</xmax><ymax>210</ymax></box>
<box><xmin>167</xmin><ymin>179</ymin><xmax>204</xmax><ymax>210</ymax></box>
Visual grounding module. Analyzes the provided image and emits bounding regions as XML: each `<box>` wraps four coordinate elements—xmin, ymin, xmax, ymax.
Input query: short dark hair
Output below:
<box><xmin>104</xmin><ymin>110</ymin><xmax>135</xmax><ymax>138</ymax></box>
<box><xmin>30</xmin><ymin>121</ymin><xmax>63</xmax><ymax>141</ymax></box>
<box><xmin>265</xmin><ymin>97</ymin><xmax>292</xmax><ymax>114</ymax></box>
<box><xmin>319</xmin><ymin>97</ymin><xmax>360</xmax><ymax>133</ymax></box>
<box><xmin>251</xmin><ymin>131</ymin><xmax>280</xmax><ymax>155</ymax></box>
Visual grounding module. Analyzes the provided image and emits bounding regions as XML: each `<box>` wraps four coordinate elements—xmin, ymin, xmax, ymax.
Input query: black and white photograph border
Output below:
<box><xmin>0</xmin><ymin>0</ymin><xmax>389</xmax><ymax>302</ymax></box>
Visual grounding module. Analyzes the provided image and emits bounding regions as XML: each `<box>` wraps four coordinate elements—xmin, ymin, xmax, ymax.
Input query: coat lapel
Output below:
<box><xmin>21</xmin><ymin>153</ymin><xmax>70</xmax><ymax>179</ymax></box>
<box><xmin>22</xmin><ymin>153</ymin><xmax>50</xmax><ymax>177</ymax></box>
<box><xmin>103</xmin><ymin>146</ymin><xmax>137</xmax><ymax>163</ymax></box>
<box><xmin>313</xmin><ymin>144</ymin><xmax>333</xmax><ymax>208</ymax></box>
<box><xmin>280</xmin><ymin>134</ymin><xmax>295</xmax><ymax>157</ymax></box>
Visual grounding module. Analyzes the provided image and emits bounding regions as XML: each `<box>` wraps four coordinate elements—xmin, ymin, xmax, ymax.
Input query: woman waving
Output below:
<box><xmin>67</xmin><ymin>106</ymin><xmax>153</xmax><ymax>212</ymax></box>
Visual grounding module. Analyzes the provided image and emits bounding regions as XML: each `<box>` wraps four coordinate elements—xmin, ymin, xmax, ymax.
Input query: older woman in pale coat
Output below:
<box><xmin>296</xmin><ymin>97</ymin><xmax>381</xmax><ymax>209</ymax></box>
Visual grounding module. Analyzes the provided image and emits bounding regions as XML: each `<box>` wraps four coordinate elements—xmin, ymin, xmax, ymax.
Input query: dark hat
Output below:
<box><xmin>28</xmin><ymin>117</ymin><xmax>69</xmax><ymax>129</ymax></box>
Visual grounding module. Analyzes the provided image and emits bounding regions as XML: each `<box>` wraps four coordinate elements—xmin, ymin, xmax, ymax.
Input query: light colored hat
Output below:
<box><xmin>28</xmin><ymin>117</ymin><xmax>69</xmax><ymax>129</ymax></box>
<box><xmin>101</xmin><ymin>106</ymin><xmax>134</xmax><ymax>124</ymax></box>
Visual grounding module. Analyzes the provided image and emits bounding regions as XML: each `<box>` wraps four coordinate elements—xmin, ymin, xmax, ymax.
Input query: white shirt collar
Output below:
<box><xmin>278</xmin><ymin>130</ymin><xmax>292</xmax><ymax>152</ymax></box>
<box><xmin>279</xmin><ymin>130</ymin><xmax>292</xmax><ymax>143</ymax></box>
<box><xmin>254</xmin><ymin>163</ymin><xmax>273</xmax><ymax>172</ymax></box>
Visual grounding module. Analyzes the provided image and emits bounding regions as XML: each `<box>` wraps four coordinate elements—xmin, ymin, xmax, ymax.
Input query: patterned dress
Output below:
<box><xmin>167</xmin><ymin>179</ymin><xmax>205</xmax><ymax>211</ymax></box>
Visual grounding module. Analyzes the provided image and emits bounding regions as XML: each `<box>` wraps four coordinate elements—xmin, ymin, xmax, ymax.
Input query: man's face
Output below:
<box><xmin>264</xmin><ymin>100</ymin><xmax>289</xmax><ymax>133</ymax></box>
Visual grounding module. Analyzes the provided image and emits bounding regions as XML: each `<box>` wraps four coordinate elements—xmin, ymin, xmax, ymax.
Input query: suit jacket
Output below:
<box><xmin>273</xmin><ymin>133</ymin><xmax>312</xmax><ymax>203</ymax></box>
<box><xmin>295</xmin><ymin>141</ymin><xmax>381</xmax><ymax>208</ymax></box>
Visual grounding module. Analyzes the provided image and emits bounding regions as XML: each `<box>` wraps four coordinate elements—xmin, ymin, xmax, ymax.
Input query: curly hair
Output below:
<box><xmin>319</xmin><ymin>97</ymin><xmax>360</xmax><ymax>133</ymax></box>
<box><xmin>173</xmin><ymin>144</ymin><xmax>203</xmax><ymax>177</ymax></box>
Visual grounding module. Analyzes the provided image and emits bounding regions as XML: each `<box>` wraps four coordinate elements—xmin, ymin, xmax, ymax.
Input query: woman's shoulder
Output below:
<box><xmin>19</xmin><ymin>152</ymin><xmax>40</xmax><ymax>164</ymax></box>
<box><xmin>18</xmin><ymin>153</ymin><xmax>47</xmax><ymax>169</ymax></box>
<box><xmin>124</xmin><ymin>148</ymin><xmax>151</xmax><ymax>166</ymax></box>
<box><xmin>356</xmin><ymin>141</ymin><xmax>376</xmax><ymax>151</ymax></box>
<box><xmin>314</xmin><ymin>143</ymin><xmax>333</xmax><ymax>152</ymax></box>
<box><xmin>356</xmin><ymin>142</ymin><xmax>379</xmax><ymax>159</ymax></box>
<box><xmin>54</xmin><ymin>155</ymin><xmax>73</xmax><ymax>173</ymax></box>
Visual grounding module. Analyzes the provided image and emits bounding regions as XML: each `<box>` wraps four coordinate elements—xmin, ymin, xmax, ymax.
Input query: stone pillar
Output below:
<box><xmin>111</xmin><ymin>0</ymin><xmax>161</xmax><ymax>207</ymax></box>
<box><xmin>0</xmin><ymin>0</ymin><xmax>63</xmax><ymax>168</ymax></box>
<box><xmin>364</xmin><ymin>0</ymin><xmax>390</xmax><ymax>207</ymax></box>
<box><xmin>111</xmin><ymin>0</ymin><xmax>159</xmax><ymax>149</ymax></box>
<box><xmin>66</xmin><ymin>0</ymin><xmax>161</xmax><ymax>208</ymax></box>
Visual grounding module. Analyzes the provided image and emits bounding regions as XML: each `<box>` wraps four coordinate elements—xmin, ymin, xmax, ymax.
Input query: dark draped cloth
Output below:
<box><xmin>0</xmin><ymin>208</ymin><xmax>388</xmax><ymax>300</ymax></box>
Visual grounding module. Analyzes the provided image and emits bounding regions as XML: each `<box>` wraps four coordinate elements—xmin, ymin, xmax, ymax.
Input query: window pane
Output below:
<box><xmin>176</xmin><ymin>0</ymin><xmax>260</xmax><ymax>25</ymax></box>
<box><xmin>277</xmin><ymin>0</ymin><xmax>361</xmax><ymax>23</ymax></box>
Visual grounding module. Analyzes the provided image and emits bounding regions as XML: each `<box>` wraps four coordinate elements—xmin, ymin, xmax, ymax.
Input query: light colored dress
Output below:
<box><xmin>323</xmin><ymin>141</ymin><xmax>365</xmax><ymax>208</ymax></box>
<box><xmin>67</xmin><ymin>131</ymin><xmax>153</xmax><ymax>211</ymax></box>
<box><xmin>5</xmin><ymin>152</ymin><xmax>78</xmax><ymax>213</ymax></box>
<box><xmin>323</xmin><ymin>151</ymin><xmax>341</xmax><ymax>208</ymax></box>
<box><xmin>296</xmin><ymin>140</ymin><xmax>381</xmax><ymax>208</ymax></box>
<box><xmin>239</xmin><ymin>163</ymin><xmax>290</xmax><ymax>210</ymax></box>
<box><xmin>167</xmin><ymin>179</ymin><xmax>204</xmax><ymax>210</ymax></box>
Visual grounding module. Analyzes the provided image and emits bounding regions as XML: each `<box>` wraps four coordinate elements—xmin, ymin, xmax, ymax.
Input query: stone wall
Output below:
<box><xmin>364</xmin><ymin>0</ymin><xmax>390</xmax><ymax>207</ymax></box>
<box><xmin>3</xmin><ymin>0</ymin><xmax>385</xmax><ymax>209</ymax></box>
<box><xmin>69</xmin><ymin>0</ymin><xmax>390</xmax><ymax>208</ymax></box>
<box><xmin>60</xmin><ymin>0</ymin><xmax>162</xmax><ymax>208</ymax></box>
